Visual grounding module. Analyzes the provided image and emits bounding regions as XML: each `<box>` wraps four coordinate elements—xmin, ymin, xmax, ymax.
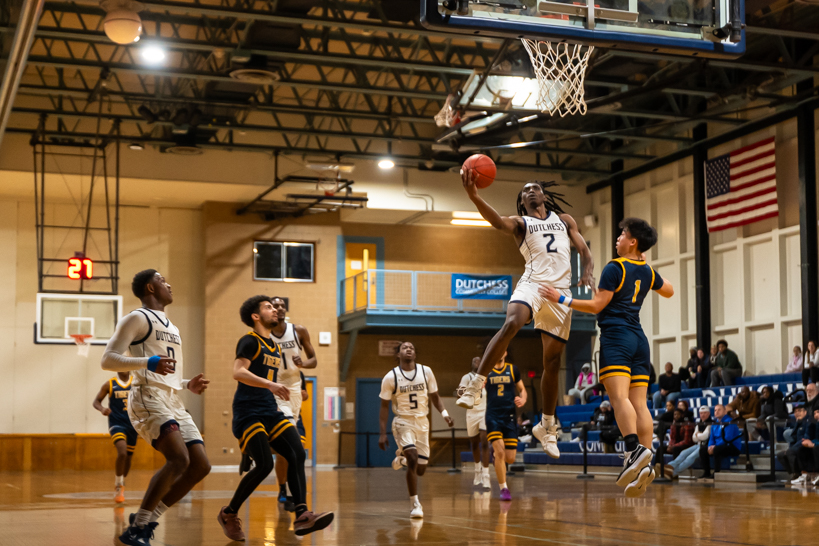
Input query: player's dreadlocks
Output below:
<box><xmin>516</xmin><ymin>180</ymin><xmax>571</xmax><ymax>217</ymax></box>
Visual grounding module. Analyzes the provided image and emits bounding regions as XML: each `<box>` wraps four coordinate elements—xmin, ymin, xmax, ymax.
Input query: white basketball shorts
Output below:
<box><xmin>466</xmin><ymin>409</ymin><xmax>487</xmax><ymax>437</ymax></box>
<box><xmin>509</xmin><ymin>281</ymin><xmax>572</xmax><ymax>342</ymax></box>
<box><xmin>128</xmin><ymin>383</ymin><xmax>203</xmax><ymax>447</ymax></box>
<box><xmin>392</xmin><ymin>416</ymin><xmax>430</xmax><ymax>465</ymax></box>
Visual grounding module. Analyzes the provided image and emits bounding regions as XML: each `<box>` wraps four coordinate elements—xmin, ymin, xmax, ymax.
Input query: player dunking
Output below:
<box><xmin>485</xmin><ymin>352</ymin><xmax>526</xmax><ymax>500</ymax></box>
<box><xmin>456</xmin><ymin>174</ymin><xmax>594</xmax><ymax>459</ymax></box>
<box><xmin>458</xmin><ymin>357</ymin><xmax>490</xmax><ymax>489</ymax></box>
<box><xmin>379</xmin><ymin>342</ymin><xmax>454</xmax><ymax>518</ymax></box>
<box><xmin>540</xmin><ymin>218</ymin><xmax>674</xmax><ymax>497</ymax></box>
<box><xmin>219</xmin><ymin>295</ymin><xmax>333</xmax><ymax>540</ymax></box>
<box><xmin>92</xmin><ymin>371</ymin><xmax>138</xmax><ymax>503</ymax></box>
<box><xmin>102</xmin><ymin>270</ymin><xmax>211</xmax><ymax>546</ymax></box>
<box><xmin>269</xmin><ymin>296</ymin><xmax>317</xmax><ymax>510</ymax></box>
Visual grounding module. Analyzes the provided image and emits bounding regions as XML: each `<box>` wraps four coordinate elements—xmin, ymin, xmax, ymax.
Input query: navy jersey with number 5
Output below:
<box><xmin>233</xmin><ymin>331</ymin><xmax>284</xmax><ymax>418</ymax></box>
<box><xmin>485</xmin><ymin>363</ymin><xmax>520</xmax><ymax>419</ymax></box>
<box><xmin>597</xmin><ymin>258</ymin><xmax>664</xmax><ymax>329</ymax></box>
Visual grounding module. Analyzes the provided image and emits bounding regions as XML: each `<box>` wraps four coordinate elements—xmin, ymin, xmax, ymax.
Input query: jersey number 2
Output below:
<box><xmin>632</xmin><ymin>280</ymin><xmax>641</xmax><ymax>303</ymax></box>
<box><xmin>542</xmin><ymin>233</ymin><xmax>557</xmax><ymax>253</ymax></box>
<box><xmin>497</xmin><ymin>384</ymin><xmax>505</xmax><ymax>397</ymax></box>
<box><xmin>409</xmin><ymin>393</ymin><xmax>418</xmax><ymax>409</ymax></box>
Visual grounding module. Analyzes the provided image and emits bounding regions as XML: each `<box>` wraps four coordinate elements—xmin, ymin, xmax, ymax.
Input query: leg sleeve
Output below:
<box><xmin>270</xmin><ymin>426</ymin><xmax>308</xmax><ymax>509</ymax></box>
<box><xmin>228</xmin><ymin>431</ymin><xmax>275</xmax><ymax>513</ymax></box>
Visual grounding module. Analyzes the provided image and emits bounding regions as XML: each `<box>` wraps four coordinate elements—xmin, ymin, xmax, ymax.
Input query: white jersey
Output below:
<box><xmin>518</xmin><ymin>212</ymin><xmax>572</xmax><ymax>288</ymax></box>
<box><xmin>459</xmin><ymin>372</ymin><xmax>486</xmax><ymax>413</ymax></box>
<box><xmin>379</xmin><ymin>364</ymin><xmax>438</xmax><ymax>420</ymax></box>
<box><xmin>127</xmin><ymin>308</ymin><xmax>184</xmax><ymax>390</ymax></box>
<box><xmin>270</xmin><ymin>322</ymin><xmax>304</xmax><ymax>415</ymax></box>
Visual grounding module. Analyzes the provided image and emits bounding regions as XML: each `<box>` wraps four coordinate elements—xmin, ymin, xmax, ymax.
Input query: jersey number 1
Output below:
<box><xmin>542</xmin><ymin>233</ymin><xmax>557</xmax><ymax>253</ymax></box>
<box><xmin>632</xmin><ymin>280</ymin><xmax>641</xmax><ymax>303</ymax></box>
<box><xmin>267</xmin><ymin>368</ymin><xmax>279</xmax><ymax>383</ymax></box>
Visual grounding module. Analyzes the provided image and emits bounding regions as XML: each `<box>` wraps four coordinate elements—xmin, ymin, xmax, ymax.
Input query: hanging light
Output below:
<box><xmin>378</xmin><ymin>158</ymin><xmax>395</xmax><ymax>169</ymax></box>
<box><xmin>100</xmin><ymin>1</ymin><xmax>144</xmax><ymax>45</ymax></box>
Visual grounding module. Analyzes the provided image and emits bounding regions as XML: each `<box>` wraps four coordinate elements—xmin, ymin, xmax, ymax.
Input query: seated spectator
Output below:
<box><xmin>777</xmin><ymin>404</ymin><xmax>809</xmax><ymax>482</ymax></box>
<box><xmin>667</xmin><ymin>409</ymin><xmax>695</xmax><ymax>458</ymax></box>
<box><xmin>657</xmin><ymin>400</ymin><xmax>676</xmax><ymax>427</ymax></box>
<box><xmin>710</xmin><ymin>340</ymin><xmax>742</xmax><ymax>387</ymax></box>
<box><xmin>663</xmin><ymin>406</ymin><xmax>713</xmax><ymax>479</ymax></box>
<box><xmin>568</xmin><ymin>363</ymin><xmax>597</xmax><ymax>405</ymax></box>
<box><xmin>796</xmin><ymin>409</ymin><xmax>819</xmax><ymax>486</ymax></box>
<box><xmin>807</xmin><ymin>383</ymin><xmax>819</xmax><ymax>420</ymax></box>
<box><xmin>696</xmin><ymin>348</ymin><xmax>711</xmax><ymax>389</ymax></box>
<box><xmin>786</xmin><ymin>345</ymin><xmax>803</xmax><ymax>374</ymax></box>
<box><xmin>727</xmin><ymin>386</ymin><xmax>760</xmax><ymax>427</ymax></box>
<box><xmin>699</xmin><ymin>404</ymin><xmax>741</xmax><ymax>479</ymax></box>
<box><xmin>802</xmin><ymin>341</ymin><xmax>819</xmax><ymax>387</ymax></box>
<box><xmin>677</xmin><ymin>399</ymin><xmax>695</xmax><ymax>422</ymax></box>
<box><xmin>750</xmin><ymin>386</ymin><xmax>788</xmax><ymax>441</ymax></box>
<box><xmin>684</xmin><ymin>347</ymin><xmax>699</xmax><ymax>388</ymax></box>
<box><xmin>653</xmin><ymin>362</ymin><xmax>682</xmax><ymax>410</ymax></box>
<box><xmin>590</xmin><ymin>401</ymin><xmax>619</xmax><ymax>453</ymax></box>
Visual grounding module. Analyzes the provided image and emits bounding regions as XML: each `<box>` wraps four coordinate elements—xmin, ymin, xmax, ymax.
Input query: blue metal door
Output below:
<box><xmin>355</xmin><ymin>378</ymin><xmax>397</xmax><ymax>467</ymax></box>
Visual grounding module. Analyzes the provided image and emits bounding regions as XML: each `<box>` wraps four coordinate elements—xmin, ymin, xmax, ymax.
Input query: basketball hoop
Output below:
<box><xmin>520</xmin><ymin>39</ymin><xmax>593</xmax><ymax>117</ymax></box>
<box><xmin>70</xmin><ymin>334</ymin><xmax>93</xmax><ymax>357</ymax></box>
<box><xmin>434</xmin><ymin>94</ymin><xmax>459</xmax><ymax>128</ymax></box>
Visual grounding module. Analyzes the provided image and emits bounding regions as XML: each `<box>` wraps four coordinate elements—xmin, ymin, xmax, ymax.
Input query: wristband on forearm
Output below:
<box><xmin>441</xmin><ymin>409</ymin><xmax>450</xmax><ymax>419</ymax></box>
<box><xmin>181</xmin><ymin>379</ymin><xmax>190</xmax><ymax>390</ymax></box>
<box><xmin>558</xmin><ymin>295</ymin><xmax>573</xmax><ymax>308</ymax></box>
<box><xmin>147</xmin><ymin>355</ymin><xmax>161</xmax><ymax>372</ymax></box>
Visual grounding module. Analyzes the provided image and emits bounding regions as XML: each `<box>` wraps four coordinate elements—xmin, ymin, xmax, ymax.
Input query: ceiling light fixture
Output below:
<box><xmin>377</xmin><ymin>158</ymin><xmax>395</xmax><ymax>169</ymax></box>
<box><xmin>451</xmin><ymin>219</ymin><xmax>492</xmax><ymax>227</ymax></box>
<box><xmin>128</xmin><ymin>143</ymin><xmax>144</xmax><ymax>150</ymax></box>
<box><xmin>141</xmin><ymin>45</ymin><xmax>166</xmax><ymax>64</ymax></box>
<box><xmin>100</xmin><ymin>0</ymin><xmax>144</xmax><ymax>45</ymax></box>
<box><xmin>452</xmin><ymin>211</ymin><xmax>484</xmax><ymax>220</ymax></box>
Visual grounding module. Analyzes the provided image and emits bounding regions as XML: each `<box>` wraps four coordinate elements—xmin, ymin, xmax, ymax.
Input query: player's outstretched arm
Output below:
<box><xmin>462</xmin><ymin>168</ymin><xmax>522</xmax><ymax>236</ymax></box>
<box><xmin>655</xmin><ymin>278</ymin><xmax>674</xmax><ymax>298</ymax></box>
<box><xmin>92</xmin><ymin>381</ymin><xmax>111</xmax><ymax>416</ymax></box>
<box><xmin>514</xmin><ymin>379</ymin><xmax>527</xmax><ymax>408</ymax></box>
<box><xmin>101</xmin><ymin>313</ymin><xmax>175</xmax><ymax>374</ymax></box>
<box><xmin>538</xmin><ymin>285</ymin><xmax>614</xmax><ymax>315</ymax></box>
<box><xmin>293</xmin><ymin>325</ymin><xmax>317</xmax><ymax>369</ymax></box>
<box><xmin>560</xmin><ymin>213</ymin><xmax>595</xmax><ymax>291</ymax></box>
<box><xmin>378</xmin><ymin>398</ymin><xmax>390</xmax><ymax>450</ymax></box>
<box><xmin>232</xmin><ymin>357</ymin><xmax>290</xmax><ymax>400</ymax></box>
<box><xmin>429</xmin><ymin>391</ymin><xmax>454</xmax><ymax>427</ymax></box>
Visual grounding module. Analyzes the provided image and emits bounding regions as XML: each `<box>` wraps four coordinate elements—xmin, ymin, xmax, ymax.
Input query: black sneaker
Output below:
<box><xmin>116</xmin><ymin>522</ymin><xmax>158</xmax><ymax>546</ymax></box>
<box><xmin>284</xmin><ymin>496</ymin><xmax>296</xmax><ymax>512</ymax></box>
<box><xmin>616</xmin><ymin>445</ymin><xmax>652</xmax><ymax>488</ymax></box>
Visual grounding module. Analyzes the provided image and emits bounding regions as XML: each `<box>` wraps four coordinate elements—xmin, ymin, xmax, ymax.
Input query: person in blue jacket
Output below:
<box><xmin>777</xmin><ymin>404</ymin><xmax>809</xmax><ymax>482</ymax></box>
<box><xmin>699</xmin><ymin>404</ymin><xmax>741</xmax><ymax>478</ymax></box>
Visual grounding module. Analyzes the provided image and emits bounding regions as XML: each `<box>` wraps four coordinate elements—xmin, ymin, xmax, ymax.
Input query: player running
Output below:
<box><xmin>92</xmin><ymin>371</ymin><xmax>138</xmax><ymax>503</ymax></box>
<box><xmin>540</xmin><ymin>218</ymin><xmax>674</xmax><ymax>497</ymax></box>
<box><xmin>219</xmin><ymin>295</ymin><xmax>333</xmax><ymax>540</ymax></box>
<box><xmin>458</xmin><ymin>357</ymin><xmax>490</xmax><ymax>489</ymax></box>
<box><xmin>102</xmin><ymin>270</ymin><xmax>211</xmax><ymax>546</ymax></box>
<box><xmin>456</xmin><ymin>172</ymin><xmax>594</xmax><ymax>460</ymax></box>
<box><xmin>485</xmin><ymin>352</ymin><xmax>526</xmax><ymax>500</ymax></box>
<box><xmin>379</xmin><ymin>342</ymin><xmax>454</xmax><ymax>518</ymax></box>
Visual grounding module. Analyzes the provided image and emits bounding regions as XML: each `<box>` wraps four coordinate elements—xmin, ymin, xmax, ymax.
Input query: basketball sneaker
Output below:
<box><xmin>217</xmin><ymin>506</ymin><xmax>245</xmax><ymax>541</ymax></box>
<box><xmin>392</xmin><ymin>448</ymin><xmax>407</xmax><ymax>470</ymax></box>
<box><xmin>624</xmin><ymin>465</ymin><xmax>654</xmax><ymax>498</ymax></box>
<box><xmin>114</xmin><ymin>485</ymin><xmax>125</xmax><ymax>504</ymax></box>
<box><xmin>277</xmin><ymin>485</ymin><xmax>287</xmax><ymax>503</ymax></box>
<box><xmin>456</xmin><ymin>376</ymin><xmax>483</xmax><ymax>409</ymax></box>
<box><xmin>616</xmin><ymin>444</ymin><xmax>652</xmax><ymax>488</ymax></box>
<box><xmin>473</xmin><ymin>470</ymin><xmax>482</xmax><ymax>486</ymax></box>
<box><xmin>791</xmin><ymin>474</ymin><xmax>807</xmax><ymax>485</ymax></box>
<box><xmin>499</xmin><ymin>488</ymin><xmax>512</xmax><ymax>501</ymax></box>
<box><xmin>293</xmin><ymin>511</ymin><xmax>335</xmax><ymax>536</ymax></box>
<box><xmin>532</xmin><ymin>421</ymin><xmax>561</xmax><ymax>459</ymax></box>
<box><xmin>410</xmin><ymin>501</ymin><xmax>424</xmax><ymax>518</ymax></box>
<box><xmin>116</xmin><ymin>522</ymin><xmax>158</xmax><ymax>546</ymax></box>
<box><xmin>481</xmin><ymin>469</ymin><xmax>491</xmax><ymax>489</ymax></box>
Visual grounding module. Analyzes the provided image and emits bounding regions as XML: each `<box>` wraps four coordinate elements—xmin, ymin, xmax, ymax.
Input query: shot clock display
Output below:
<box><xmin>67</xmin><ymin>257</ymin><xmax>94</xmax><ymax>280</ymax></box>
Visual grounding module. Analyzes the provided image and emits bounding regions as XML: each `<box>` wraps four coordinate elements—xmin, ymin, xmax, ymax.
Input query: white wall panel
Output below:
<box><xmin>717</xmin><ymin>249</ymin><xmax>741</xmax><ymax>326</ymax></box>
<box><xmin>654</xmin><ymin>185</ymin><xmax>679</xmax><ymax>259</ymax></box>
<box><xmin>684</xmin><ymin>258</ymin><xmax>696</xmax><ymax>333</ymax></box>
<box><xmin>656</xmin><ymin>339</ymin><xmax>679</xmax><ymax>370</ymax></box>
<box><xmin>656</xmin><ymin>264</ymin><xmax>680</xmax><ymax>336</ymax></box>
<box><xmin>784</xmin><ymin>233</ymin><xmax>801</xmax><ymax>317</ymax></box>
<box><xmin>749</xmin><ymin>326</ymin><xmax>778</xmax><ymax>376</ymax></box>
<box><xmin>746</xmin><ymin>239</ymin><xmax>777</xmax><ymax>322</ymax></box>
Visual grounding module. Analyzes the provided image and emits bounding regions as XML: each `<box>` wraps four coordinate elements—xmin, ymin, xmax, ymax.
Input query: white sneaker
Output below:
<box><xmin>410</xmin><ymin>501</ymin><xmax>424</xmax><ymax>518</ymax></box>
<box><xmin>624</xmin><ymin>465</ymin><xmax>654</xmax><ymax>498</ymax></box>
<box><xmin>392</xmin><ymin>448</ymin><xmax>406</xmax><ymax>470</ymax></box>
<box><xmin>456</xmin><ymin>376</ymin><xmax>483</xmax><ymax>409</ymax></box>
<box><xmin>616</xmin><ymin>445</ymin><xmax>652</xmax><ymax>488</ymax></box>
<box><xmin>473</xmin><ymin>471</ymin><xmax>482</xmax><ymax>486</ymax></box>
<box><xmin>792</xmin><ymin>475</ymin><xmax>807</xmax><ymax>485</ymax></box>
<box><xmin>480</xmin><ymin>471</ymin><xmax>491</xmax><ymax>490</ymax></box>
<box><xmin>532</xmin><ymin>421</ymin><xmax>560</xmax><ymax>459</ymax></box>
<box><xmin>812</xmin><ymin>475</ymin><xmax>819</xmax><ymax>486</ymax></box>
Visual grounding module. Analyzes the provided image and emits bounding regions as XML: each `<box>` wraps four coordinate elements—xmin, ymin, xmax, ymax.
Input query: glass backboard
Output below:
<box><xmin>35</xmin><ymin>293</ymin><xmax>123</xmax><ymax>345</ymax></box>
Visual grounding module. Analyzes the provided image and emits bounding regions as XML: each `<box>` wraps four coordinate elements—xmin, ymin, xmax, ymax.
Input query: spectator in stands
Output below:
<box><xmin>727</xmin><ymin>386</ymin><xmax>760</xmax><ymax>426</ymax></box>
<box><xmin>750</xmin><ymin>386</ymin><xmax>788</xmax><ymax>441</ymax></box>
<box><xmin>662</xmin><ymin>406</ymin><xmax>713</xmax><ymax>479</ymax></box>
<box><xmin>708</xmin><ymin>345</ymin><xmax>719</xmax><ymax>367</ymax></box>
<box><xmin>653</xmin><ymin>362</ymin><xmax>682</xmax><ymax>410</ymax></box>
<box><xmin>802</xmin><ymin>341</ymin><xmax>819</xmax><ymax>386</ymax></box>
<box><xmin>710</xmin><ymin>340</ymin><xmax>742</xmax><ymax>387</ymax></box>
<box><xmin>568</xmin><ymin>363</ymin><xmax>597</xmax><ymax>405</ymax></box>
<box><xmin>696</xmin><ymin>348</ymin><xmax>711</xmax><ymax>388</ymax></box>
<box><xmin>677</xmin><ymin>399</ymin><xmax>695</xmax><ymax>421</ymax></box>
<box><xmin>806</xmin><ymin>383</ymin><xmax>819</xmax><ymax>421</ymax></box>
<box><xmin>797</xmin><ymin>409</ymin><xmax>819</xmax><ymax>486</ymax></box>
<box><xmin>786</xmin><ymin>345</ymin><xmax>803</xmax><ymax>374</ymax></box>
<box><xmin>699</xmin><ymin>404</ymin><xmax>741</xmax><ymax>479</ymax></box>
<box><xmin>667</xmin><ymin>409</ymin><xmax>695</xmax><ymax>458</ymax></box>
<box><xmin>778</xmin><ymin>404</ymin><xmax>810</xmax><ymax>484</ymax></box>
<box><xmin>685</xmin><ymin>347</ymin><xmax>699</xmax><ymax>388</ymax></box>
<box><xmin>590</xmin><ymin>401</ymin><xmax>619</xmax><ymax>453</ymax></box>
<box><xmin>656</xmin><ymin>400</ymin><xmax>676</xmax><ymax>437</ymax></box>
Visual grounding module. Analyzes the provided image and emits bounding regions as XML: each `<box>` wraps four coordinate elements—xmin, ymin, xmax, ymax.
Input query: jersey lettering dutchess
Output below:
<box><xmin>270</xmin><ymin>322</ymin><xmax>304</xmax><ymax>412</ymax></box>
<box><xmin>379</xmin><ymin>364</ymin><xmax>438</xmax><ymax>419</ymax></box>
<box><xmin>518</xmin><ymin>212</ymin><xmax>572</xmax><ymax>288</ymax></box>
<box><xmin>597</xmin><ymin>258</ymin><xmax>664</xmax><ymax>329</ymax></box>
<box><xmin>485</xmin><ymin>363</ymin><xmax>520</xmax><ymax>419</ymax></box>
<box><xmin>127</xmin><ymin>308</ymin><xmax>184</xmax><ymax>390</ymax></box>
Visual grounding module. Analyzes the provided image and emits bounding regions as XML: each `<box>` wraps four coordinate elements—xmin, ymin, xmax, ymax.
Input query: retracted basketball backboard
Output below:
<box><xmin>35</xmin><ymin>293</ymin><xmax>123</xmax><ymax>345</ymax></box>
<box><xmin>421</xmin><ymin>0</ymin><xmax>745</xmax><ymax>58</ymax></box>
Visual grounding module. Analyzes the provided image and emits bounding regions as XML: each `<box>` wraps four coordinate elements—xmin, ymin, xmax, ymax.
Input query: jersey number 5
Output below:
<box><xmin>409</xmin><ymin>393</ymin><xmax>418</xmax><ymax>409</ymax></box>
<box><xmin>542</xmin><ymin>233</ymin><xmax>557</xmax><ymax>253</ymax></box>
<box><xmin>632</xmin><ymin>280</ymin><xmax>641</xmax><ymax>303</ymax></box>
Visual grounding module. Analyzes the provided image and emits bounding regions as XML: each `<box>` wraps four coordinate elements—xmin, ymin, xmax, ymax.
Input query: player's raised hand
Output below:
<box><xmin>537</xmin><ymin>284</ymin><xmax>561</xmax><ymax>303</ymax></box>
<box><xmin>461</xmin><ymin>167</ymin><xmax>478</xmax><ymax>198</ymax></box>
<box><xmin>378</xmin><ymin>433</ymin><xmax>388</xmax><ymax>451</ymax></box>
<box><xmin>268</xmin><ymin>382</ymin><xmax>290</xmax><ymax>400</ymax></box>
<box><xmin>514</xmin><ymin>396</ymin><xmax>525</xmax><ymax>408</ymax></box>
<box><xmin>153</xmin><ymin>356</ymin><xmax>176</xmax><ymax>375</ymax></box>
<box><xmin>188</xmin><ymin>373</ymin><xmax>209</xmax><ymax>394</ymax></box>
<box><xmin>101</xmin><ymin>407</ymin><xmax>111</xmax><ymax>416</ymax></box>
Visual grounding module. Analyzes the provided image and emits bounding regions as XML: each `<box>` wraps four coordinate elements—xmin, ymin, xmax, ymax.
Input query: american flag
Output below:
<box><xmin>705</xmin><ymin>137</ymin><xmax>778</xmax><ymax>232</ymax></box>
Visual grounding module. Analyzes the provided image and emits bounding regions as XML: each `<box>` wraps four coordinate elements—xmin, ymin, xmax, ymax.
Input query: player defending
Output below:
<box><xmin>485</xmin><ymin>353</ymin><xmax>526</xmax><ymax>500</ymax></box>
<box><xmin>92</xmin><ymin>371</ymin><xmax>137</xmax><ymax>503</ymax></box>
<box><xmin>379</xmin><ymin>342</ymin><xmax>454</xmax><ymax>518</ymax></box>
<box><xmin>540</xmin><ymin>218</ymin><xmax>674</xmax><ymax>497</ymax></box>
<box><xmin>269</xmin><ymin>297</ymin><xmax>317</xmax><ymax>509</ymax></box>
<box><xmin>458</xmin><ymin>357</ymin><xmax>490</xmax><ymax>489</ymax></box>
<box><xmin>102</xmin><ymin>270</ymin><xmax>211</xmax><ymax>546</ymax></box>
<box><xmin>456</xmin><ymin>173</ymin><xmax>594</xmax><ymax>460</ymax></box>
<box><xmin>219</xmin><ymin>295</ymin><xmax>332</xmax><ymax>539</ymax></box>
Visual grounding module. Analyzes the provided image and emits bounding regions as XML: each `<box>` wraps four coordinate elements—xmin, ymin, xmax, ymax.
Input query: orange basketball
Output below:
<box><xmin>461</xmin><ymin>154</ymin><xmax>496</xmax><ymax>189</ymax></box>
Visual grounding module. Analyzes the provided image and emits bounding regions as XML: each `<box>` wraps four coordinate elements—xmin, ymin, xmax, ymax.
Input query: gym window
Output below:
<box><xmin>253</xmin><ymin>241</ymin><xmax>315</xmax><ymax>282</ymax></box>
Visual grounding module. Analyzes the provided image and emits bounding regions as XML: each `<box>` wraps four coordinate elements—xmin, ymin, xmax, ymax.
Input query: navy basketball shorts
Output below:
<box><xmin>598</xmin><ymin>326</ymin><xmax>651</xmax><ymax>389</ymax></box>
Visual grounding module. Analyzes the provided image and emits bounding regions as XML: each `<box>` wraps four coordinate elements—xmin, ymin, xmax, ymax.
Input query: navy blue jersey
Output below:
<box><xmin>107</xmin><ymin>376</ymin><xmax>132</xmax><ymax>429</ymax></box>
<box><xmin>597</xmin><ymin>258</ymin><xmax>664</xmax><ymax>329</ymax></box>
<box><xmin>232</xmin><ymin>331</ymin><xmax>283</xmax><ymax>417</ymax></box>
<box><xmin>485</xmin><ymin>363</ymin><xmax>520</xmax><ymax>419</ymax></box>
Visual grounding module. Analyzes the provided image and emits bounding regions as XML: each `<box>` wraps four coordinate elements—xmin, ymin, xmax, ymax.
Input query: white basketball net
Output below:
<box><xmin>520</xmin><ymin>39</ymin><xmax>593</xmax><ymax>117</ymax></box>
<box><xmin>434</xmin><ymin>94</ymin><xmax>457</xmax><ymax>128</ymax></box>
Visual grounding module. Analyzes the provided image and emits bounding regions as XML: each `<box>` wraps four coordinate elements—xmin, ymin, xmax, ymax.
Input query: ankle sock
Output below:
<box><xmin>151</xmin><ymin>501</ymin><xmax>168</xmax><ymax>522</ymax></box>
<box><xmin>624</xmin><ymin>434</ymin><xmax>639</xmax><ymax>453</ymax></box>
<box><xmin>541</xmin><ymin>414</ymin><xmax>555</xmax><ymax>427</ymax></box>
<box><xmin>134</xmin><ymin>508</ymin><xmax>152</xmax><ymax>528</ymax></box>
<box><xmin>115</xmin><ymin>475</ymin><xmax>124</xmax><ymax>487</ymax></box>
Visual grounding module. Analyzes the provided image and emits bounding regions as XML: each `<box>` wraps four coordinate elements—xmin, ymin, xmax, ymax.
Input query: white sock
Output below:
<box><xmin>115</xmin><ymin>475</ymin><xmax>124</xmax><ymax>487</ymax></box>
<box><xmin>499</xmin><ymin>482</ymin><xmax>507</xmax><ymax>491</ymax></box>
<box><xmin>541</xmin><ymin>414</ymin><xmax>555</xmax><ymax>427</ymax></box>
<box><xmin>483</xmin><ymin>466</ymin><xmax>490</xmax><ymax>475</ymax></box>
<box><xmin>474</xmin><ymin>462</ymin><xmax>482</xmax><ymax>473</ymax></box>
<box><xmin>135</xmin><ymin>508</ymin><xmax>152</xmax><ymax>528</ymax></box>
<box><xmin>150</xmin><ymin>501</ymin><xmax>168</xmax><ymax>523</ymax></box>
<box><xmin>410</xmin><ymin>495</ymin><xmax>419</xmax><ymax>505</ymax></box>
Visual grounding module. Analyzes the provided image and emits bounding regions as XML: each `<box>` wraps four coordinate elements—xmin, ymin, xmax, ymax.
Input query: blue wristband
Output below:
<box><xmin>558</xmin><ymin>295</ymin><xmax>573</xmax><ymax>307</ymax></box>
<box><xmin>558</xmin><ymin>295</ymin><xmax>566</xmax><ymax>304</ymax></box>
<box><xmin>147</xmin><ymin>355</ymin><xmax>161</xmax><ymax>372</ymax></box>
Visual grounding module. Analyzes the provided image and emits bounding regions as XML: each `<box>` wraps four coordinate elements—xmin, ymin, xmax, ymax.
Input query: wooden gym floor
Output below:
<box><xmin>0</xmin><ymin>466</ymin><xmax>816</xmax><ymax>545</ymax></box>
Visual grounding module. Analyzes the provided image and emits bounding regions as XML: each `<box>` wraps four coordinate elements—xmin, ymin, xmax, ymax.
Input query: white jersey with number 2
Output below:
<box><xmin>519</xmin><ymin>212</ymin><xmax>572</xmax><ymax>288</ymax></box>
